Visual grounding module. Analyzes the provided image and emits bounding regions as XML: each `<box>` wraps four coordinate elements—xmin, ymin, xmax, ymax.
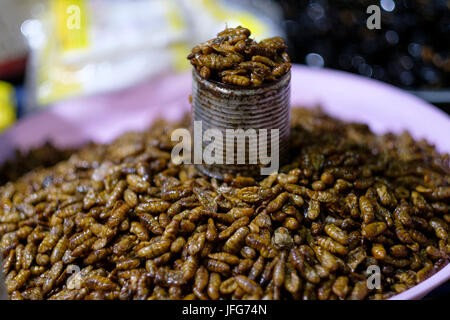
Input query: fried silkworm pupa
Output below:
<box><xmin>193</xmin><ymin>266</ymin><xmax>209</xmax><ymax>299</ymax></box>
<box><xmin>207</xmin><ymin>272</ymin><xmax>221</xmax><ymax>300</ymax></box>
<box><xmin>235</xmin><ymin>275</ymin><xmax>263</xmax><ymax>297</ymax></box>
<box><xmin>85</xmin><ymin>275</ymin><xmax>119</xmax><ymax>291</ymax></box>
<box><xmin>222</xmin><ymin>75</ymin><xmax>250</xmax><ymax>87</ymax></box>
<box><xmin>182</xmin><ymin>256</ymin><xmax>198</xmax><ymax>282</ymax></box>
<box><xmin>223</xmin><ymin>227</ymin><xmax>249</xmax><ymax>254</ymax></box>
<box><xmin>324</xmin><ymin>224</ymin><xmax>349</xmax><ymax>245</ymax></box>
<box><xmin>137</xmin><ymin>239</ymin><xmax>171</xmax><ymax>259</ymax></box>
<box><xmin>208</xmin><ymin>252</ymin><xmax>240</xmax><ymax>265</ymax></box>
<box><xmin>219</xmin><ymin>277</ymin><xmax>237</xmax><ymax>295</ymax></box>
<box><xmin>205</xmin><ymin>259</ymin><xmax>230</xmax><ymax>275</ymax></box>
<box><xmin>1</xmin><ymin>101</ymin><xmax>449</xmax><ymax>301</ymax></box>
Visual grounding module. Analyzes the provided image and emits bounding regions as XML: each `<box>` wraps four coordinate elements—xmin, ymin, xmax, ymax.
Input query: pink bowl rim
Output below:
<box><xmin>0</xmin><ymin>65</ymin><xmax>449</xmax><ymax>300</ymax></box>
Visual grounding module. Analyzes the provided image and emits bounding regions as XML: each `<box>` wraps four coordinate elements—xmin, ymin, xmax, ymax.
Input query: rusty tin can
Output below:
<box><xmin>191</xmin><ymin>69</ymin><xmax>291</xmax><ymax>179</ymax></box>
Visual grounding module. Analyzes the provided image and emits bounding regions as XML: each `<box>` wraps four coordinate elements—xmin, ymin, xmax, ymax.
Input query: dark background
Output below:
<box><xmin>2</xmin><ymin>0</ymin><xmax>450</xmax><ymax>115</ymax></box>
<box><xmin>274</xmin><ymin>0</ymin><xmax>450</xmax><ymax>114</ymax></box>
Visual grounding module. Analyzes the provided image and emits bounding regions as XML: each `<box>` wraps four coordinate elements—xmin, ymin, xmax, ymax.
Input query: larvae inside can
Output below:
<box><xmin>187</xmin><ymin>26</ymin><xmax>291</xmax><ymax>87</ymax></box>
<box><xmin>0</xmin><ymin>107</ymin><xmax>449</xmax><ymax>300</ymax></box>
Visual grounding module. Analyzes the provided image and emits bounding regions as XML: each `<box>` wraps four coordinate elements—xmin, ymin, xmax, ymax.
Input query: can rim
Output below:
<box><xmin>192</xmin><ymin>68</ymin><xmax>291</xmax><ymax>92</ymax></box>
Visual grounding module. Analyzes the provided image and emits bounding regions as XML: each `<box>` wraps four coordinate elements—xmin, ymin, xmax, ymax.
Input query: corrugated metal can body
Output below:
<box><xmin>191</xmin><ymin>70</ymin><xmax>291</xmax><ymax>179</ymax></box>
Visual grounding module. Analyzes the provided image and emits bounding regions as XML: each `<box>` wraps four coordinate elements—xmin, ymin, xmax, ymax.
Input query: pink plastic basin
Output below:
<box><xmin>0</xmin><ymin>65</ymin><xmax>449</xmax><ymax>299</ymax></box>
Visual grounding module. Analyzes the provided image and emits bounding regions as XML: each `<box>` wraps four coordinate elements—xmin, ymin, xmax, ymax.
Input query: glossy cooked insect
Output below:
<box><xmin>218</xmin><ymin>217</ymin><xmax>250</xmax><ymax>240</ymax></box>
<box><xmin>69</xmin><ymin>229</ymin><xmax>93</xmax><ymax>250</ymax></box>
<box><xmin>129</xmin><ymin>222</ymin><xmax>149</xmax><ymax>242</ymax></box>
<box><xmin>238</xmin><ymin>61</ymin><xmax>271</xmax><ymax>75</ymax></box>
<box><xmin>50</xmin><ymin>236</ymin><xmax>68</xmax><ymax>264</ymax></box>
<box><xmin>307</xmin><ymin>200</ymin><xmax>320</xmax><ymax>220</ymax></box>
<box><xmin>233</xmin><ymin>258</ymin><xmax>253</xmax><ymax>275</ymax></box>
<box><xmin>316</xmin><ymin>236</ymin><xmax>348</xmax><ymax>256</ymax></box>
<box><xmin>196</xmin><ymin>53</ymin><xmax>241</xmax><ymax>70</ymax></box>
<box><xmin>272</xmin><ymin>227</ymin><xmax>294</xmax><ymax>250</ymax></box>
<box><xmin>208</xmin><ymin>252</ymin><xmax>240</xmax><ymax>265</ymax></box>
<box><xmin>136</xmin><ymin>199</ymin><xmax>170</xmax><ymax>215</ymax></box>
<box><xmin>126</xmin><ymin>174</ymin><xmax>149</xmax><ymax>193</ymax></box>
<box><xmin>324</xmin><ymin>224</ymin><xmax>349</xmax><ymax>245</ymax></box>
<box><xmin>247</xmin><ymin>256</ymin><xmax>264</xmax><ymax>281</ymax></box>
<box><xmin>170</xmin><ymin>237</ymin><xmax>186</xmax><ymax>253</ymax></box>
<box><xmin>136</xmin><ymin>239</ymin><xmax>171</xmax><ymax>259</ymax></box>
<box><xmin>313</xmin><ymin>246</ymin><xmax>338</xmax><ymax>272</ymax></box>
<box><xmin>223</xmin><ymin>227</ymin><xmax>249</xmax><ymax>254</ymax></box>
<box><xmin>236</xmin><ymin>187</ymin><xmax>264</xmax><ymax>203</ymax></box>
<box><xmin>362</xmin><ymin>222</ymin><xmax>387</xmax><ymax>239</ymax></box>
<box><xmin>272</xmin><ymin>62</ymin><xmax>291</xmax><ymax>78</ymax></box>
<box><xmin>107</xmin><ymin>201</ymin><xmax>131</xmax><ymax>228</ymax></box>
<box><xmin>266</xmin><ymin>192</ymin><xmax>289</xmax><ymax>214</ymax></box>
<box><xmin>90</xmin><ymin>222</ymin><xmax>115</xmax><ymax>239</ymax></box>
<box><xmin>84</xmin><ymin>248</ymin><xmax>110</xmax><ymax>264</ymax></box>
<box><xmin>349</xmin><ymin>281</ymin><xmax>369</xmax><ymax>300</ymax></box>
<box><xmin>194</xmin><ymin>266</ymin><xmax>209</xmax><ymax>290</ymax></box>
<box><xmin>222</xmin><ymin>75</ymin><xmax>250</xmax><ymax>86</ymax></box>
<box><xmin>235</xmin><ymin>275</ymin><xmax>263</xmax><ymax>297</ymax></box>
<box><xmin>284</xmin><ymin>264</ymin><xmax>301</xmax><ymax>296</ymax></box>
<box><xmin>185</xmin><ymin>232</ymin><xmax>206</xmax><ymax>256</ymax></box>
<box><xmin>429</xmin><ymin>218</ymin><xmax>448</xmax><ymax>240</ymax></box>
<box><xmin>371</xmin><ymin>243</ymin><xmax>387</xmax><ymax>260</ymax></box>
<box><xmin>199</xmin><ymin>66</ymin><xmax>211</xmax><ymax>80</ymax></box>
<box><xmin>8</xmin><ymin>269</ymin><xmax>31</xmax><ymax>292</ymax></box>
<box><xmin>139</xmin><ymin>213</ymin><xmax>164</xmax><ymax>236</ymax></box>
<box><xmin>258</xmin><ymin>258</ymin><xmax>277</xmax><ymax>286</ymax></box>
<box><xmin>240</xmin><ymin>246</ymin><xmax>257</xmax><ymax>260</ymax></box>
<box><xmin>123</xmin><ymin>189</ymin><xmax>138</xmax><ymax>208</ymax></box>
<box><xmin>116</xmin><ymin>258</ymin><xmax>140</xmax><ymax>271</ymax></box>
<box><xmin>206</xmin><ymin>218</ymin><xmax>217</xmax><ymax>242</ymax></box>
<box><xmin>106</xmin><ymin>181</ymin><xmax>127</xmax><ymax>209</ymax></box>
<box><xmin>42</xmin><ymin>261</ymin><xmax>64</xmax><ymax>294</ymax></box>
<box><xmin>219</xmin><ymin>277</ymin><xmax>237</xmax><ymax>295</ymax></box>
<box><xmin>205</xmin><ymin>259</ymin><xmax>230</xmax><ymax>275</ymax></box>
<box><xmin>251</xmin><ymin>55</ymin><xmax>276</xmax><ymax>67</ymax></box>
<box><xmin>289</xmin><ymin>248</ymin><xmax>320</xmax><ymax>284</ymax></box>
<box><xmin>207</xmin><ymin>272</ymin><xmax>221</xmax><ymax>300</ymax></box>
<box><xmin>245</xmin><ymin>232</ymin><xmax>269</xmax><ymax>252</ymax></box>
<box><xmin>273</xmin><ymin>252</ymin><xmax>286</xmax><ymax>287</ymax></box>
<box><xmin>85</xmin><ymin>275</ymin><xmax>118</xmax><ymax>291</ymax></box>
<box><xmin>71</xmin><ymin>237</ymin><xmax>96</xmax><ymax>258</ymax></box>
<box><xmin>182</xmin><ymin>256</ymin><xmax>198</xmax><ymax>282</ymax></box>
<box><xmin>332</xmin><ymin>276</ymin><xmax>349</xmax><ymax>299</ymax></box>
<box><xmin>359</xmin><ymin>196</ymin><xmax>375</xmax><ymax>224</ymax></box>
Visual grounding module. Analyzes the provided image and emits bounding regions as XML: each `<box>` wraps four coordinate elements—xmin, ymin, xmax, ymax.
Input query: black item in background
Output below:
<box><xmin>274</xmin><ymin>0</ymin><xmax>450</xmax><ymax>95</ymax></box>
<box><xmin>424</xmin><ymin>280</ymin><xmax>450</xmax><ymax>300</ymax></box>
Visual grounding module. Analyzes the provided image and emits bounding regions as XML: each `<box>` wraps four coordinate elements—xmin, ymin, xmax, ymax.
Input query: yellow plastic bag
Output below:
<box><xmin>0</xmin><ymin>81</ymin><xmax>16</xmax><ymax>132</ymax></box>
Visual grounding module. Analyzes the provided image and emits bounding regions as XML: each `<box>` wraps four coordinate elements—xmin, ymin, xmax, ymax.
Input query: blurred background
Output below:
<box><xmin>0</xmin><ymin>0</ymin><xmax>449</xmax><ymax>133</ymax></box>
<box><xmin>0</xmin><ymin>0</ymin><xmax>448</xmax><ymax>299</ymax></box>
